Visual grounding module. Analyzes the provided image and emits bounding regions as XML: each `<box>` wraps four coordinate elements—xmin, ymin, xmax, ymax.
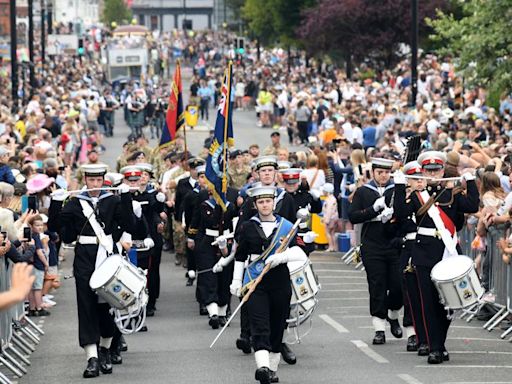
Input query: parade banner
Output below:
<box><xmin>159</xmin><ymin>62</ymin><xmax>185</xmax><ymax>149</ymax></box>
<box><xmin>205</xmin><ymin>61</ymin><xmax>234</xmax><ymax>211</ymax></box>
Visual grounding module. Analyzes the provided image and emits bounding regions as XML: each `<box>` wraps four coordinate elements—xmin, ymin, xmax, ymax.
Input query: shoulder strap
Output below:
<box><xmin>79</xmin><ymin>199</ymin><xmax>114</xmax><ymax>254</ymax></box>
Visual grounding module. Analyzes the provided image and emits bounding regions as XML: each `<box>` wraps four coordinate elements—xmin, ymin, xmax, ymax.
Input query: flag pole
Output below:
<box><xmin>221</xmin><ymin>61</ymin><xmax>232</xmax><ymax>195</ymax></box>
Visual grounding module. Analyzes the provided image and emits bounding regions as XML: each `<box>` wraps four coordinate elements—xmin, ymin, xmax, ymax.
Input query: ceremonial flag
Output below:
<box><xmin>205</xmin><ymin>61</ymin><xmax>234</xmax><ymax>211</ymax></box>
<box><xmin>159</xmin><ymin>62</ymin><xmax>185</xmax><ymax>149</ymax></box>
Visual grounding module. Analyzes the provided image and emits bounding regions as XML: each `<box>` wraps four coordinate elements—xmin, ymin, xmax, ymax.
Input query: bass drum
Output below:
<box><xmin>286</xmin><ymin>258</ymin><xmax>321</xmax><ymax>343</ymax></box>
<box><xmin>431</xmin><ymin>255</ymin><xmax>484</xmax><ymax>310</ymax></box>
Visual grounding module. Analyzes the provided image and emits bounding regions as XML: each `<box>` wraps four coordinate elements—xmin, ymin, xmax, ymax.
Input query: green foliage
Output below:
<box><xmin>429</xmin><ymin>0</ymin><xmax>512</xmax><ymax>95</ymax></box>
<box><xmin>101</xmin><ymin>0</ymin><xmax>132</xmax><ymax>27</ymax></box>
<box><xmin>242</xmin><ymin>0</ymin><xmax>315</xmax><ymax>46</ymax></box>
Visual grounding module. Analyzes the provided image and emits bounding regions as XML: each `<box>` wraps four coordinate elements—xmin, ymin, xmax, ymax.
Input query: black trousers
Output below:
<box><xmin>297</xmin><ymin>121</ymin><xmax>308</xmax><ymax>143</ymax></box>
<box><xmin>196</xmin><ymin>244</ymin><xmax>232</xmax><ymax>307</ymax></box>
<box><xmin>361</xmin><ymin>250</ymin><xmax>402</xmax><ymax>319</ymax></box>
<box><xmin>138</xmin><ymin>252</ymin><xmax>157</xmax><ymax>310</ymax></box>
<box><xmin>240</xmin><ymin>302</ymin><xmax>251</xmax><ymax>339</ymax></box>
<box><xmin>75</xmin><ymin>276</ymin><xmax>116</xmax><ymax>347</ymax></box>
<box><xmin>415</xmin><ymin>266</ymin><xmax>451</xmax><ymax>352</ymax></box>
<box><xmin>186</xmin><ymin>246</ymin><xmax>196</xmax><ymax>274</ymax></box>
<box><xmin>247</xmin><ymin>285</ymin><xmax>291</xmax><ymax>352</ymax></box>
<box><xmin>403</xmin><ymin>271</ymin><xmax>428</xmax><ymax>345</ymax></box>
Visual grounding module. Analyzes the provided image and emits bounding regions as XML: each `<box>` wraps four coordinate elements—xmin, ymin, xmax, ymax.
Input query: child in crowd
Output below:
<box><xmin>41</xmin><ymin>214</ymin><xmax>60</xmax><ymax>306</ymax></box>
<box><xmin>27</xmin><ymin>214</ymin><xmax>50</xmax><ymax>316</ymax></box>
<box><xmin>321</xmin><ymin>183</ymin><xmax>339</xmax><ymax>252</ymax></box>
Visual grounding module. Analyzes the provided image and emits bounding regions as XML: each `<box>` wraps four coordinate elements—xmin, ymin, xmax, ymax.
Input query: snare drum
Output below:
<box><xmin>431</xmin><ymin>255</ymin><xmax>484</xmax><ymax>310</ymax></box>
<box><xmin>287</xmin><ymin>258</ymin><xmax>320</xmax><ymax>327</ymax></box>
<box><xmin>89</xmin><ymin>255</ymin><xmax>147</xmax><ymax>309</ymax></box>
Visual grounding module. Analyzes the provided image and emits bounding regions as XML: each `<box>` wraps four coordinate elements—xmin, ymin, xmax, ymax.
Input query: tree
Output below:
<box><xmin>299</xmin><ymin>0</ymin><xmax>447</xmax><ymax>72</ymax></box>
<box><xmin>243</xmin><ymin>0</ymin><xmax>315</xmax><ymax>46</ymax></box>
<box><xmin>428</xmin><ymin>0</ymin><xmax>512</xmax><ymax>104</ymax></box>
<box><xmin>101</xmin><ymin>0</ymin><xmax>132</xmax><ymax>27</ymax></box>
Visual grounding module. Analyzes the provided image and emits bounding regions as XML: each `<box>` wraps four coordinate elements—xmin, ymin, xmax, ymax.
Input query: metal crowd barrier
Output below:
<box><xmin>0</xmin><ymin>260</ymin><xmax>45</xmax><ymax>383</ymax></box>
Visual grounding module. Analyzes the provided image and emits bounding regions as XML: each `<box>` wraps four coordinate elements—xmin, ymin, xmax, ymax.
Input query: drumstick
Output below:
<box><xmin>52</xmin><ymin>187</ymin><xmax>140</xmax><ymax>196</ymax></box>
<box><xmin>392</xmin><ymin>175</ymin><xmax>462</xmax><ymax>182</ymax></box>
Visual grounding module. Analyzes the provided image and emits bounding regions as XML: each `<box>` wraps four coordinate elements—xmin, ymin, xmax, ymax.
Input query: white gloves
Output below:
<box><xmin>379</xmin><ymin>207</ymin><xmax>394</xmax><ymax>223</ymax></box>
<box><xmin>309</xmin><ymin>189</ymin><xmax>321</xmax><ymax>200</ymax></box>
<box><xmin>213</xmin><ymin>256</ymin><xmax>232</xmax><ymax>273</ymax></box>
<box><xmin>132</xmin><ymin>200</ymin><xmax>142</xmax><ymax>218</ymax></box>
<box><xmin>215</xmin><ymin>235</ymin><xmax>228</xmax><ymax>250</ymax></box>
<box><xmin>143</xmin><ymin>238</ymin><xmax>155</xmax><ymax>249</ymax></box>
<box><xmin>462</xmin><ymin>172</ymin><xmax>476</xmax><ymax>181</ymax></box>
<box><xmin>393</xmin><ymin>170</ymin><xmax>406</xmax><ymax>185</ymax></box>
<box><xmin>373</xmin><ymin>196</ymin><xmax>386</xmax><ymax>212</ymax></box>
<box><xmin>51</xmin><ymin>189</ymin><xmax>69</xmax><ymax>201</ymax></box>
<box><xmin>156</xmin><ymin>192</ymin><xmax>166</xmax><ymax>203</ymax></box>
<box><xmin>303</xmin><ymin>231</ymin><xmax>318</xmax><ymax>244</ymax></box>
<box><xmin>118</xmin><ymin>183</ymin><xmax>130</xmax><ymax>194</ymax></box>
<box><xmin>265</xmin><ymin>246</ymin><xmax>307</xmax><ymax>269</ymax></box>
<box><xmin>230</xmin><ymin>260</ymin><xmax>245</xmax><ymax>296</ymax></box>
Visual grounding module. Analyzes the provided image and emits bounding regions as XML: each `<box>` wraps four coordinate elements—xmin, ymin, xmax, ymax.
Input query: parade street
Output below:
<box><xmin>18</xmin><ymin>110</ymin><xmax>512</xmax><ymax>384</ymax></box>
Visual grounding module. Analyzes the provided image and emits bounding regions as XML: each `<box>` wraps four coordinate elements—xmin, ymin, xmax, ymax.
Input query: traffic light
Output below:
<box><xmin>77</xmin><ymin>38</ymin><xmax>84</xmax><ymax>56</ymax></box>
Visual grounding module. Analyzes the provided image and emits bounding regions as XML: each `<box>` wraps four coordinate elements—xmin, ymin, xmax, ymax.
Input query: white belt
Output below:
<box><xmin>205</xmin><ymin>229</ymin><xmax>231</xmax><ymax>237</ymax></box>
<box><xmin>299</xmin><ymin>223</ymin><xmax>308</xmax><ymax>229</ymax></box>
<box><xmin>404</xmin><ymin>232</ymin><xmax>417</xmax><ymax>241</ymax></box>
<box><xmin>77</xmin><ymin>234</ymin><xmax>113</xmax><ymax>245</ymax></box>
<box><xmin>249</xmin><ymin>254</ymin><xmax>260</xmax><ymax>261</ymax></box>
<box><xmin>417</xmin><ymin>227</ymin><xmax>441</xmax><ymax>238</ymax></box>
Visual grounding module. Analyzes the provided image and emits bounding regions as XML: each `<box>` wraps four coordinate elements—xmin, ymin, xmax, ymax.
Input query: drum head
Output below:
<box><xmin>287</xmin><ymin>258</ymin><xmax>309</xmax><ymax>275</ymax></box>
<box><xmin>90</xmin><ymin>255</ymin><xmax>123</xmax><ymax>289</ymax></box>
<box><xmin>431</xmin><ymin>255</ymin><xmax>473</xmax><ymax>282</ymax></box>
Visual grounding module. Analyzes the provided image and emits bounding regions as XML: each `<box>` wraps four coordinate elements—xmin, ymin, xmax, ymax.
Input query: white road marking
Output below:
<box><xmin>442</xmin><ymin>382</ymin><xmax>512</xmax><ymax>384</ymax></box>
<box><xmin>327</xmin><ymin>305</ymin><xmax>368</xmax><ymax>310</ymax></box>
<box><xmin>447</xmin><ymin>337</ymin><xmax>508</xmax><ymax>342</ymax></box>
<box><xmin>351</xmin><ymin>340</ymin><xmax>389</xmax><ymax>363</ymax></box>
<box><xmin>397</xmin><ymin>350</ymin><xmax>512</xmax><ymax>355</ymax></box>
<box><xmin>416</xmin><ymin>365</ymin><xmax>512</xmax><ymax>369</ymax></box>
<box><xmin>398</xmin><ymin>374</ymin><xmax>423</xmax><ymax>384</ymax></box>
<box><xmin>322</xmin><ymin>297</ymin><xmax>367</xmax><ymax>301</ymax></box>
<box><xmin>319</xmin><ymin>314</ymin><xmax>349</xmax><ymax>333</ymax></box>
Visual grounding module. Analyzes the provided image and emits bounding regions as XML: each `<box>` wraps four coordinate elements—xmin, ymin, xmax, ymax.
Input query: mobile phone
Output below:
<box><xmin>58</xmin><ymin>166</ymin><xmax>65</xmax><ymax>171</ymax></box>
<box><xmin>23</xmin><ymin>227</ymin><xmax>31</xmax><ymax>241</ymax></box>
<box><xmin>28</xmin><ymin>195</ymin><xmax>38</xmax><ymax>211</ymax></box>
<box><xmin>1</xmin><ymin>231</ymin><xmax>7</xmax><ymax>246</ymax></box>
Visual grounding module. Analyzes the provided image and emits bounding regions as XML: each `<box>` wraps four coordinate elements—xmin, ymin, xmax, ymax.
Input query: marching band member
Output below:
<box><xmin>231</xmin><ymin>186</ymin><xmax>306</xmax><ymax>384</ymax></box>
<box><xmin>393</xmin><ymin>151</ymin><xmax>479</xmax><ymax>364</ymax></box>
<box><xmin>188</xmin><ymin>166</ymin><xmax>238</xmax><ymax>329</ymax></box>
<box><xmin>235</xmin><ymin>156</ymin><xmax>297</xmax><ymax>363</ymax></box>
<box><xmin>134</xmin><ymin>163</ymin><xmax>166</xmax><ymax>317</ymax></box>
<box><xmin>279</xmin><ymin>167</ymin><xmax>322</xmax><ymax>255</ymax></box>
<box><xmin>348</xmin><ymin>157</ymin><xmax>403</xmax><ymax>345</ymax></box>
<box><xmin>48</xmin><ymin>164</ymin><xmax>135</xmax><ymax>378</ymax></box>
<box><xmin>394</xmin><ymin>161</ymin><xmax>427</xmax><ymax>354</ymax></box>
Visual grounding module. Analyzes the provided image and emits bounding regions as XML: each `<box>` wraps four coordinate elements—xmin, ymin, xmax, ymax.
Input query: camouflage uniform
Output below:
<box><xmin>227</xmin><ymin>165</ymin><xmax>251</xmax><ymax>189</ymax></box>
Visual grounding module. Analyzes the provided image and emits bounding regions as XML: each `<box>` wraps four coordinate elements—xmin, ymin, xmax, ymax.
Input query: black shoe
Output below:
<box><xmin>255</xmin><ymin>367</ymin><xmax>271</xmax><ymax>384</ymax></box>
<box><xmin>428</xmin><ymin>351</ymin><xmax>443</xmax><ymax>364</ymax></box>
<box><xmin>199</xmin><ymin>304</ymin><xmax>208</xmax><ymax>316</ymax></box>
<box><xmin>110</xmin><ymin>346</ymin><xmax>122</xmax><ymax>365</ymax></box>
<box><xmin>209</xmin><ymin>315</ymin><xmax>220</xmax><ymax>329</ymax></box>
<box><xmin>442</xmin><ymin>348</ymin><xmax>450</xmax><ymax>361</ymax></box>
<box><xmin>139</xmin><ymin>325</ymin><xmax>148</xmax><ymax>332</ymax></box>
<box><xmin>36</xmin><ymin>309</ymin><xmax>51</xmax><ymax>316</ymax></box>
<box><xmin>406</xmin><ymin>335</ymin><xmax>418</xmax><ymax>352</ymax></box>
<box><xmin>186</xmin><ymin>278</ymin><xmax>194</xmax><ymax>286</ymax></box>
<box><xmin>236</xmin><ymin>337</ymin><xmax>252</xmax><ymax>354</ymax></box>
<box><xmin>387</xmin><ymin>318</ymin><xmax>403</xmax><ymax>338</ymax></box>
<box><xmin>83</xmin><ymin>357</ymin><xmax>100</xmax><ymax>378</ymax></box>
<box><xmin>219</xmin><ymin>316</ymin><xmax>227</xmax><ymax>327</ymax></box>
<box><xmin>146</xmin><ymin>307</ymin><xmax>155</xmax><ymax>317</ymax></box>
<box><xmin>281</xmin><ymin>343</ymin><xmax>296</xmax><ymax>365</ymax></box>
<box><xmin>373</xmin><ymin>331</ymin><xmax>386</xmax><ymax>345</ymax></box>
<box><xmin>120</xmin><ymin>336</ymin><xmax>128</xmax><ymax>352</ymax></box>
<box><xmin>417</xmin><ymin>344</ymin><xmax>429</xmax><ymax>356</ymax></box>
<box><xmin>27</xmin><ymin>309</ymin><xmax>37</xmax><ymax>317</ymax></box>
<box><xmin>270</xmin><ymin>370</ymin><xmax>279</xmax><ymax>383</ymax></box>
<box><xmin>98</xmin><ymin>347</ymin><xmax>113</xmax><ymax>374</ymax></box>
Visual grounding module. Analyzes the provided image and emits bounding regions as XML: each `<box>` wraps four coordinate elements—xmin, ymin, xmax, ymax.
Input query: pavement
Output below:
<box><xmin>7</xmin><ymin>67</ymin><xmax>512</xmax><ymax>384</ymax></box>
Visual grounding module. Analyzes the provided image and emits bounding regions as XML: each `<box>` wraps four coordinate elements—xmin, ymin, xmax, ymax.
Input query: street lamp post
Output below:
<box><xmin>28</xmin><ymin>0</ymin><xmax>36</xmax><ymax>90</ymax></box>
<box><xmin>10</xmin><ymin>0</ymin><xmax>18</xmax><ymax>109</ymax></box>
<box><xmin>411</xmin><ymin>0</ymin><xmax>418</xmax><ymax>107</ymax></box>
<box><xmin>41</xmin><ymin>0</ymin><xmax>46</xmax><ymax>69</ymax></box>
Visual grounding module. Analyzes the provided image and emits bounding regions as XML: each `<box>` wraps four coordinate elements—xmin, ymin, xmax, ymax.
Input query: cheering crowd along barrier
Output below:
<box><xmin>339</xmin><ymin>223</ymin><xmax>512</xmax><ymax>341</ymax></box>
<box><xmin>0</xmin><ymin>260</ymin><xmax>45</xmax><ymax>384</ymax></box>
